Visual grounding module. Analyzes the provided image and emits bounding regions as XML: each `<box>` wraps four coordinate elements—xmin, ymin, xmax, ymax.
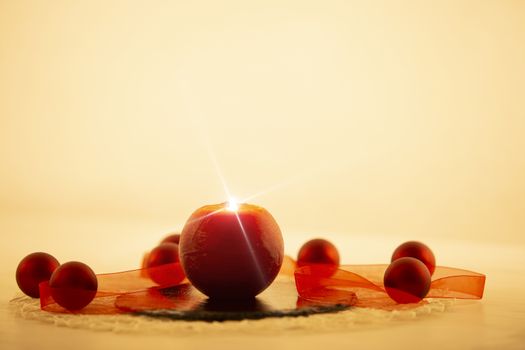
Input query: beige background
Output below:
<box><xmin>1</xmin><ymin>1</ymin><xmax>524</xmax><ymax>349</ymax></box>
<box><xmin>1</xmin><ymin>0</ymin><xmax>524</xmax><ymax>244</ymax></box>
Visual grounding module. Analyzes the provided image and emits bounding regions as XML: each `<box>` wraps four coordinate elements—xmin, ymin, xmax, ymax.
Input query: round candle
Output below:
<box><xmin>179</xmin><ymin>201</ymin><xmax>284</xmax><ymax>299</ymax></box>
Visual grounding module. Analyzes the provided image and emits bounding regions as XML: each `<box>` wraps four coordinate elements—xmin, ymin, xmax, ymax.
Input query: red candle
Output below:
<box><xmin>179</xmin><ymin>201</ymin><xmax>284</xmax><ymax>299</ymax></box>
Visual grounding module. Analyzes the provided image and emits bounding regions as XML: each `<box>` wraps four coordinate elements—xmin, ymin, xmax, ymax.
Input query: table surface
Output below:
<box><xmin>1</xmin><ymin>213</ymin><xmax>524</xmax><ymax>350</ymax></box>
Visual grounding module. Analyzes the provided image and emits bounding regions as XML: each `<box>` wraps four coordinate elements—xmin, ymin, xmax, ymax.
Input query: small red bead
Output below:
<box><xmin>384</xmin><ymin>257</ymin><xmax>431</xmax><ymax>304</ymax></box>
<box><xmin>146</xmin><ymin>243</ymin><xmax>185</xmax><ymax>286</ymax></box>
<box><xmin>160</xmin><ymin>233</ymin><xmax>180</xmax><ymax>245</ymax></box>
<box><xmin>391</xmin><ymin>241</ymin><xmax>436</xmax><ymax>275</ymax></box>
<box><xmin>297</xmin><ymin>239</ymin><xmax>340</xmax><ymax>277</ymax></box>
<box><xmin>16</xmin><ymin>252</ymin><xmax>60</xmax><ymax>298</ymax></box>
<box><xmin>49</xmin><ymin>261</ymin><xmax>98</xmax><ymax>311</ymax></box>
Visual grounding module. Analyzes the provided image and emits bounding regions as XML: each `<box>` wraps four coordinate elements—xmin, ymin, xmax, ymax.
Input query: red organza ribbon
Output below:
<box><xmin>39</xmin><ymin>263</ymin><xmax>187</xmax><ymax>314</ymax></box>
<box><xmin>294</xmin><ymin>264</ymin><xmax>485</xmax><ymax>309</ymax></box>
<box><xmin>39</xmin><ymin>256</ymin><xmax>485</xmax><ymax>314</ymax></box>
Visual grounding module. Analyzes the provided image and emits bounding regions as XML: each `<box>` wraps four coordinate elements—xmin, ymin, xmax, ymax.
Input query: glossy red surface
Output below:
<box><xmin>16</xmin><ymin>252</ymin><xmax>60</xmax><ymax>298</ymax></box>
<box><xmin>383</xmin><ymin>257</ymin><xmax>431</xmax><ymax>304</ymax></box>
<box><xmin>297</xmin><ymin>239</ymin><xmax>339</xmax><ymax>268</ymax></box>
<box><xmin>391</xmin><ymin>241</ymin><xmax>436</xmax><ymax>275</ymax></box>
<box><xmin>145</xmin><ymin>243</ymin><xmax>185</xmax><ymax>285</ymax></box>
<box><xmin>180</xmin><ymin>202</ymin><xmax>284</xmax><ymax>299</ymax></box>
<box><xmin>160</xmin><ymin>233</ymin><xmax>180</xmax><ymax>245</ymax></box>
<box><xmin>49</xmin><ymin>261</ymin><xmax>98</xmax><ymax>311</ymax></box>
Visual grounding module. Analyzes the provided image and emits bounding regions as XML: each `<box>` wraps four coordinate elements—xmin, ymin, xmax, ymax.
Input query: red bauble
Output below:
<box><xmin>180</xmin><ymin>202</ymin><xmax>284</xmax><ymax>299</ymax></box>
<box><xmin>297</xmin><ymin>239</ymin><xmax>340</xmax><ymax>277</ymax></box>
<box><xmin>383</xmin><ymin>257</ymin><xmax>431</xmax><ymax>304</ymax></box>
<box><xmin>146</xmin><ymin>243</ymin><xmax>185</xmax><ymax>286</ymax></box>
<box><xmin>160</xmin><ymin>233</ymin><xmax>180</xmax><ymax>245</ymax></box>
<box><xmin>391</xmin><ymin>241</ymin><xmax>436</xmax><ymax>275</ymax></box>
<box><xmin>49</xmin><ymin>261</ymin><xmax>98</xmax><ymax>311</ymax></box>
<box><xmin>16</xmin><ymin>252</ymin><xmax>60</xmax><ymax>298</ymax></box>
<box><xmin>297</xmin><ymin>238</ymin><xmax>340</xmax><ymax>267</ymax></box>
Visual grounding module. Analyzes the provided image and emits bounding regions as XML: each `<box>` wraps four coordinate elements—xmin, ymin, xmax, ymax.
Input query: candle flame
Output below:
<box><xmin>226</xmin><ymin>197</ymin><xmax>239</xmax><ymax>211</ymax></box>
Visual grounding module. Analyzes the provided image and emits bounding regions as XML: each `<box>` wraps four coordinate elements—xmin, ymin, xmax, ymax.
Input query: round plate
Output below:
<box><xmin>115</xmin><ymin>277</ymin><xmax>351</xmax><ymax>321</ymax></box>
